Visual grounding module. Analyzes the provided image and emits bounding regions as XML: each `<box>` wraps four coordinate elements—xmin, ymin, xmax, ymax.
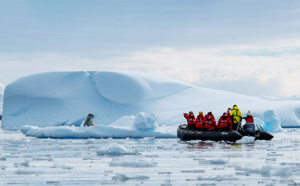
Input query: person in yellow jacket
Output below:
<box><xmin>230</xmin><ymin>105</ymin><xmax>242</xmax><ymax>130</ymax></box>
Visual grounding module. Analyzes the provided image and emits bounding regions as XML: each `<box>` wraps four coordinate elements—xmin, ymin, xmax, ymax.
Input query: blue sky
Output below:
<box><xmin>1</xmin><ymin>0</ymin><xmax>300</xmax><ymax>96</ymax></box>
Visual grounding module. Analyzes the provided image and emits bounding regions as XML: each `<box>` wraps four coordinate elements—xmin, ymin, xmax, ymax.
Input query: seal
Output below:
<box><xmin>83</xmin><ymin>113</ymin><xmax>95</xmax><ymax>127</ymax></box>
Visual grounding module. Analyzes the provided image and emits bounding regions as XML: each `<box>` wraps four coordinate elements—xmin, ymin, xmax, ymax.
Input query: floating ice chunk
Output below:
<box><xmin>46</xmin><ymin>181</ymin><xmax>60</xmax><ymax>184</ymax></box>
<box><xmin>132</xmin><ymin>112</ymin><xmax>158</xmax><ymax>131</ymax></box>
<box><xmin>161</xmin><ymin>183</ymin><xmax>172</xmax><ymax>186</ymax></box>
<box><xmin>51</xmin><ymin>164</ymin><xmax>73</xmax><ymax>170</ymax></box>
<box><xmin>158</xmin><ymin>172</ymin><xmax>172</xmax><ymax>174</ymax></box>
<box><xmin>237</xmin><ymin>136</ymin><xmax>255</xmax><ymax>143</ymax></box>
<box><xmin>263</xmin><ymin>110</ymin><xmax>284</xmax><ymax>132</ymax></box>
<box><xmin>97</xmin><ymin>144</ymin><xmax>139</xmax><ymax>156</ymax></box>
<box><xmin>235</xmin><ymin>166</ymin><xmax>260</xmax><ymax>174</ymax></box>
<box><xmin>181</xmin><ymin>170</ymin><xmax>205</xmax><ymax>173</ymax></box>
<box><xmin>32</xmin><ymin>155</ymin><xmax>54</xmax><ymax>161</ymax></box>
<box><xmin>208</xmin><ymin>159</ymin><xmax>227</xmax><ymax>164</ymax></box>
<box><xmin>15</xmin><ymin>169</ymin><xmax>42</xmax><ymax>175</ymax></box>
<box><xmin>156</xmin><ymin>146</ymin><xmax>173</xmax><ymax>150</ymax></box>
<box><xmin>236</xmin><ymin>165</ymin><xmax>291</xmax><ymax>177</ymax></box>
<box><xmin>15</xmin><ymin>169</ymin><xmax>32</xmax><ymax>175</ymax></box>
<box><xmin>267</xmin><ymin>152</ymin><xmax>284</xmax><ymax>156</ymax></box>
<box><xmin>112</xmin><ymin>173</ymin><xmax>149</xmax><ymax>182</ymax></box>
<box><xmin>266</xmin><ymin>157</ymin><xmax>277</xmax><ymax>161</ymax></box>
<box><xmin>197</xmin><ymin>175</ymin><xmax>238</xmax><ymax>181</ymax></box>
<box><xmin>273</xmin><ymin>166</ymin><xmax>292</xmax><ymax>177</ymax></box>
<box><xmin>260</xmin><ymin>165</ymin><xmax>273</xmax><ymax>177</ymax></box>
<box><xmin>109</xmin><ymin>158</ymin><xmax>156</xmax><ymax>167</ymax></box>
<box><xmin>20</xmin><ymin>159</ymin><xmax>30</xmax><ymax>167</ymax></box>
<box><xmin>112</xmin><ymin>174</ymin><xmax>129</xmax><ymax>182</ymax></box>
<box><xmin>280</xmin><ymin>162</ymin><xmax>300</xmax><ymax>166</ymax></box>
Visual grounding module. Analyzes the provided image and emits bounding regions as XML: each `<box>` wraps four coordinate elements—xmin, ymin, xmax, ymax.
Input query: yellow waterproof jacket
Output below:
<box><xmin>230</xmin><ymin>105</ymin><xmax>243</xmax><ymax>124</ymax></box>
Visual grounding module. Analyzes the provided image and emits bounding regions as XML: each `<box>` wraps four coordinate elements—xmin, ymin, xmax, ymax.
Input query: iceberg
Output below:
<box><xmin>262</xmin><ymin>110</ymin><xmax>284</xmax><ymax>132</ymax></box>
<box><xmin>1</xmin><ymin>70</ymin><xmax>300</xmax><ymax>138</ymax></box>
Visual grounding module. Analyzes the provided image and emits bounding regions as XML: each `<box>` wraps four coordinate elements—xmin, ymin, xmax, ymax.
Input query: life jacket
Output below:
<box><xmin>203</xmin><ymin>115</ymin><xmax>216</xmax><ymax>129</ymax></box>
<box><xmin>196</xmin><ymin>115</ymin><xmax>206</xmax><ymax>128</ymax></box>
<box><xmin>219</xmin><ymin>116</ymin><xmax>227</xmax><ymax>126</ymax></box>
<box><xmin>218</xmin><ymin>116</ymin><xmax>231</xmax><ymax>129</ymax></box>
<box><xmin>245</xmin><ymin>115</ymin><xmax>254</xmax><ymax>123</ymax></box>
<box><xmin>184</xmin><ymin>113</ymin><xmax>196</xmax><ymax>126</ymax></box>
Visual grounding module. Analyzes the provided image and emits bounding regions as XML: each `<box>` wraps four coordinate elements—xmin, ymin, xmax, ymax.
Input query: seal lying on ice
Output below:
<box><xmin>83</xmin><ymin>113</ymin><xmax>95</xmax><ymax>127</ymax></box>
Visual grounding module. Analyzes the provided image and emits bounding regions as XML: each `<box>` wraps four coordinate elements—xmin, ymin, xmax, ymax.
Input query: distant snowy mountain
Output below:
<box><xmin>1</xmin><ymin>71</ymin><xmax>300</xmax><ymax>130</ymax></box>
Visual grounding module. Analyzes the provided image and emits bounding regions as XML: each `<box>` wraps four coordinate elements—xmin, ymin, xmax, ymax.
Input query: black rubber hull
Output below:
<box><xmin>255</xmin><ymin>130</ymin><xmax>274</xmax><ymax>140</ymax></box>
<box><xmin>177</xmin><ymin>124</ymin><xmax>243</xmax><ymax>141</ymax></box>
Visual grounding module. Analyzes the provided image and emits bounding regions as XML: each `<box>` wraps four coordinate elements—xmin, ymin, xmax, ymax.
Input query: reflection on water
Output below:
<box><xmin>186</xmin><ymin>141</ymin><xmax>214</xmax><ymax>149</ymax></box>
<box><xmin>184</xmin><ymin>140</ymin><xmax>253</xmax><ymax>150</ymax></box>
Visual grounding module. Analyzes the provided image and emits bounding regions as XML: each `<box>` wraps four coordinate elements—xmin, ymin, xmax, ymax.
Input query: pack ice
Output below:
<box><xmin>1</xmin><ymin>71</ymin><xmax>300</xmax><ymax>138</ymax></box>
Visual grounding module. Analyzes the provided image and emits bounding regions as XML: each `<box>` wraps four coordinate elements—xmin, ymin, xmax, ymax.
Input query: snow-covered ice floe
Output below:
<box><xmin>20</xmin><ymin>112</ymin><xmax>177</xmax><ymax>139</ymax></box>
<box><xmin>20</xmin><ymin>125</ymin><xmax>176</xmax><ymax>139</ymax></box>
<box><xmin>97</xmin><ymin>143</ymin><xmax>139</xmax><ymax>156</ymax></box>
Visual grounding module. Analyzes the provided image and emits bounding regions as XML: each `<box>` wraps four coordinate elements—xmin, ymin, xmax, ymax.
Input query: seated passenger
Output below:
<box><xmin>203</xmin><ymin>112</ymin><xmax>217</xmax><ymax>130</ymax></box>
<box><xmin>184</xmin><ymin>111</ymin><xmax>196</xmax><ymax>129</ymax></box>
<box><xmin>196</xmin><ymin>111</ymin><xmax>206</xmax><ymax>130</ymax></box>
<box><xmin>227</xmin><ymin>108</ymin><xmax>231</xmax><ymax>116</ymax></box>
<box><xmin>244</xmin><ymin>110</ymin><xmax>254</xmax><ymax>124</ymax></box>
<box><xmin>218</xmin><ymin>112</ymin><xmax>232</xmax><ymax>131</ymax></box>
<box><xmin>242</xmin><ymin>110</ymin><xmax>255</xmax><ymax>135</ymax></box>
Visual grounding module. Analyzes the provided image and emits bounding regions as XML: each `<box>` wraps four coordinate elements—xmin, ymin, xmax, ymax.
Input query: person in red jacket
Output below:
<box><xmin>195</xmin><ymin>111</ymin><xmax>206</xmax><ymax>130</ymax></box>
<box><xmin>203</xmin><ymin>112</ymin><xmax>217</xmax><ymax>130</ymax></box>
<box><xmin>218</xmin><ymin>112</ymin><xmax>232</xmax><ymax>131</ymax></box>
<box><xmin>184</xmin><ymin>111</ymin><xmax>196</xmax><ymax>129</ymax></box>
<box><xmin>227</xmin><ymin>108</ymin><xmax>231</xmax><ymax>116</ymax></box>
<box><xmin>244</xmin><ymin>110</ymin><xmax>254</xmax><ymax>123</ymax></box>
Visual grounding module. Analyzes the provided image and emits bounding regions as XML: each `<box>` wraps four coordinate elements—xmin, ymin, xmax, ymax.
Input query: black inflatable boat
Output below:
<box><xmin>177</xmin><ymin>123</ymin><xmax>273</xmax><ymax>141</ymax></box>
<box><xmin>177</xmin><ymin>124</ymin><xmax>243</xmax><ymax>141</ymax></box>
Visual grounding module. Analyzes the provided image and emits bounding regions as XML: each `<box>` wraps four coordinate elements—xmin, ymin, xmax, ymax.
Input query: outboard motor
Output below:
<box><xmin>243</xmin><ymin>123</ymin><xmax>256</xmax><ymax>136</ymax></box>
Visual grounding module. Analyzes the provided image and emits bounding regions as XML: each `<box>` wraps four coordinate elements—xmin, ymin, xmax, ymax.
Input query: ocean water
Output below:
<box><xmin>1</xmin><ymin>129</ymin><xmax>300</xmax><ymax>185</ymax></box>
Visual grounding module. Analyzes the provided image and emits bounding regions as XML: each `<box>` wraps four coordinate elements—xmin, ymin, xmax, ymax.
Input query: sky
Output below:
<box><xmin>0</xmin><ymin>0</ymin><xmax>300</xmax><ymax>96</ymax></box>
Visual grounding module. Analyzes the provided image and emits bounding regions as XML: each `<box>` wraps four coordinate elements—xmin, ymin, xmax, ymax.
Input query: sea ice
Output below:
<box><xmin>109</xmin><ymin>158</ymin><xmax>157</xmax><ymax>167</ymax></box>
<box><xmin>20</xmin><ymin>113</ymin><xmax>177</xmax><ymax>139</ymax></box>
<box><xmin>97</xmin><ymin>143</ymin><xmax>139</xmax><ymax>156</ymax></box>
<box><xmin>112</xmin><ymin>173</ymin><xmax>149</xmax><ymax>182</ymax></box>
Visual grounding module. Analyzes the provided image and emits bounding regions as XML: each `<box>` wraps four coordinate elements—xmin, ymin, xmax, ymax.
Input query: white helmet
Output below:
<box><xmin>247</xmin><ymin>110</ymin><xmax>251</xmax><ymax>116</ymax></box>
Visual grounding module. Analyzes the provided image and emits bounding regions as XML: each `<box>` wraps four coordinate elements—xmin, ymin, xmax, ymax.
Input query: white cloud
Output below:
<box><xmin>0</xmin><ymin>39</ymin><xmax>300</xmax><ymax>96</ymax></box>
<box><xmin>109</xmin><ymin>41</ymin><xmax>300</xmax><ymax>96</ymax></box>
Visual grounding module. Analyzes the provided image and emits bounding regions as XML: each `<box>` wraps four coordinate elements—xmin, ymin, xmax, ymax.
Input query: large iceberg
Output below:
<box><xmin>2</xmin><ymin>71</ymin><xmax>300</xmax><ymax>132</ymax></box>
